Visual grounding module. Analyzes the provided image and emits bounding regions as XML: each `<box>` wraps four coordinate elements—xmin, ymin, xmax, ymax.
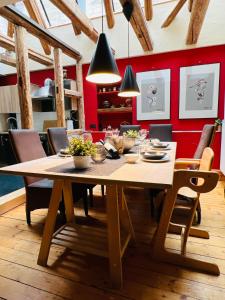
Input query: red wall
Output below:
<box><xmin>83</xmin><ymin>45</ymin><xmax>225</xmax><ymax>168</ymax></box>
<box><xmin>1</xmin><ymin>45</ymin><xmax>224</xmax><ymax>168</ymax></box>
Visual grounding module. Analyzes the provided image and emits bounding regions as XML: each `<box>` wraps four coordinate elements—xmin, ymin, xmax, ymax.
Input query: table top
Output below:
<box><xmin>0</xmin><ymin>142</ymin><xmax>177</xmax><ymax>189</ymax></box>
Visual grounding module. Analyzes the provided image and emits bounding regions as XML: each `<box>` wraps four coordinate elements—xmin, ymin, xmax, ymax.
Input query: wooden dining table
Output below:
<box><xmin>0</xmin><ymin>142</ymin><xmax>177</xmax><ymax>288</ymax></box>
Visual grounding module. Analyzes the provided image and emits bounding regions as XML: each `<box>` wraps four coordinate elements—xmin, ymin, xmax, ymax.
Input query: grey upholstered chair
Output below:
<box><xmin>9</xmin><ymin>129</ymin><xmax>65</xmax><ymax>225</ymax></box>
<box><xmin>149</xmin><ymin>124</ymin><xmax>172</xmax><ymax>141</ymax></box>
<box><xmin>47</xmin><ymin>127</ymin><xmax>99</xmax><ymax>214</ymax></box>
<box><xmin>119</xmin><ymin>125</ymin><xmax>141</xmax><ymax>136</ymax></box>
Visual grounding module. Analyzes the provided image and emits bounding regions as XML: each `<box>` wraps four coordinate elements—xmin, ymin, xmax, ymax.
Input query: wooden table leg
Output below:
<box><xmin>63</xmin><ymin>180</ymin><xmax>75</xmax><ymax>223</ymax></box>
<box><xmin>37</xmin><ymin>180</ymin><xmax>64</xmax><ymax>266</ymax></box>
<box><xmin>118</xmin><ymin>186</ymin><xmax>136</xmax><ymax>242</ymax></box>
<box><xmin>106</xmin><ymin>184</ymin><xmax>122</xmax><ymax>289</ymax></box>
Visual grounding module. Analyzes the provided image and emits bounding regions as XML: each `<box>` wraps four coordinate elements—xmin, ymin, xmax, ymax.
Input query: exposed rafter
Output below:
<box><xmin>49</xmin><ymin>0</ymin><xmax>98</xmax><ymax>43</ymax></box>
<box><xmin>7</xmin><ymin>21</ymin><xmax>14</xmax><ymax>37</ymax></box>
<box><xmin>0</xmin><ymin>0</ymin><xmax>20</xmax><ymax>7</ymax></box>
<box><xmin>24</xmin><ymin>0</ymin><xmax>51</xmax><ymax>55</ymax></box>
<box><xmin>0</xmin><ymin>53</ymin><xmax>16</xmax><ymax>67</ymax></box>
<box><xmin>104</xmin><ymin>0</ymin><xmax>115</xmax><ymax>29</ymax></box>
<box><xmin>0</xmin><ymin>34</ymin><xmax>53</xmax><ymax>66</ymax></box>
<box><xmin>0</xmin><ymin>5</ymin><xmax>82</xmax><ymax>60</ymax></box>
<box><xmin>188</xmin><ymin>0</ymin><xmax>194</xmax><ymax>12</ymax></box>
<box><xmin>161</xmin><ymin>0</ymin><xmax>187</xmax><ymax>28</ymax></box>
<box><xmin>144</xmin><ymin>0</ymin><xmax>153</xmax><ymax>21</ymax></box>
<box><xmin>120</xmin><ymin>0</ymin><xmax>153</xmax><ymax>51</ymax></box>
<box><xmin>186</xmin><ymin>0</ymin><xmax>210</xmax><ymax>44</ymax></box>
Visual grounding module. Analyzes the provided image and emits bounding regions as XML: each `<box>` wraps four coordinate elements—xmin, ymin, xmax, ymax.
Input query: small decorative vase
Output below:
<box><xmin>73</xmin><ymin>156</ymin><xmax>90</xmax><ymax>169</ymax></box>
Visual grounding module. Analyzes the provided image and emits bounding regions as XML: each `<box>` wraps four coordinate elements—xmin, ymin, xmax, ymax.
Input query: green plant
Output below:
<box><xmin>215</xmin><ymin>118</ymin><xmax>222</xmax><ymax>126</ymax></box>
<box><xmin>123</xmin><ymin>130</ymin><xmax>139</xmax><ymax>138</ymax></box>
<box><xmin>68</xmin><ymin>137</ymin><xmax>96</xmax><ymax>156</ymax></box>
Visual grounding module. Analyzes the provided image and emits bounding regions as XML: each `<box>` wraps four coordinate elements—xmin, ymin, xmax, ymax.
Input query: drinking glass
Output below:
<box><xmin>91</xmin><ymin>144</ymin><xmax>106</xmax><ymax>163</ymax></box>
<box><xmin>138</xmin><ymin>129</ymin><xmax>147</xmax><ymax>143</ymax></box>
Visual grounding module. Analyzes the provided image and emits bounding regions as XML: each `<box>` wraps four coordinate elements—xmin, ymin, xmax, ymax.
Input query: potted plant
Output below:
<box><xmin>215</xmin><ymin>118</ymin><xmax>223</xmax><ymax>132</ymax></box>
<box><xmin>68</xmin><ymin>137</ymin><xmax>96</xmax><ymax>169</ymax></box>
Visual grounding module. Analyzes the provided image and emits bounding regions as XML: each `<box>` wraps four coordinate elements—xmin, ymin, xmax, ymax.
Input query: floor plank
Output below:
<box><xmin>0</xmin><ymin>183</ymin><xmax>224</xmax><ymax>299</ymax></box>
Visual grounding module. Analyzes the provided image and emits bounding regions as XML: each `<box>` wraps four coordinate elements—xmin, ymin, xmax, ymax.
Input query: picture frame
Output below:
<box><xmin>136</xmin><ymin>69</ymin><xmax>171</xmax><ymax>120</ymax></box>
<box><xmin>179</xmin><ymin>63</ymin><xmax>220</xmax><ymax>119</ymax></box>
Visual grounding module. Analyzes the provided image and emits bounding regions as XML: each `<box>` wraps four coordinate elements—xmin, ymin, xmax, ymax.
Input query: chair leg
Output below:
<box><xmin>101</xmin><ymin>185</ymin><xmax>105</xmax><ymax>197</ymax></box>
<box><xmin>89</xmin><ymin>187</ymin><xmax>94</xmax><ymax>207</ymax></box>
<box><xmin>26</xmin><ymin>207</ymin><xmax>31</xmax><ymax>225</ymax></box>
<box><xmin>196</xmin><ymin>203</ymin><xmax>201</xmax><ymax>224</ymax></box>
<box><xmin>59</xmin><ymin>200</ymin><xmax>66</xmax><ymax>224</ymax></box>
<box><xmin>83</xmin><ymin>189</ymin><xmax>89</xmax><ymax>216</ymax></box>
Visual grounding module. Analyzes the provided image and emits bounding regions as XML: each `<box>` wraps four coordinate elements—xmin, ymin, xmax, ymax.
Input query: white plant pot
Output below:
<box><xmin>73</xmin><ymin>156</ymin><xmax>90</xmax><ymax>169</ymax></box>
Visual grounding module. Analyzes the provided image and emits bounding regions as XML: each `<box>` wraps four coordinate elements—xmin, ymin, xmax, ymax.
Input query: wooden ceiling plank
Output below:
<box><xmin>104</xmin><ymin>0</ymin><xmax>115</xmax><ymax>29</ymax></box>
<box><xmin>0</xmin><ymin>5</ymin><xmax>81</xmax><ymax>60</ymax></box>
<box><xmin>49</xmin><ymin>0</ymin><xmax>98</xmax><ymax>43</ymax></box>
<box><xmin>188</xmin><ymin>0</ymin><xmax>194</xmax><ymax>12</ymax></box>
<box><xmin>119</xmin><ymin>0</ymin><xmax>153</xmax><ymax>52</ymax></box>
<box><xmin>0</xmin><ymin>0</ymin><xmax>20</xmax><ymax>7</ymax></box>
<box><xmin>144</xmin><ymin>0</ymin><xmax>153</xmax><ymax>21</ymax></box>
<box><xmin>72</xmin><ymin>23</ymin><xmax>82</xmax><ymax>36</ymax></box>
<box><xmin>0</xmin><ymin>53</ymin><xmax>16</xmax><ymax>67</ymax></box>
<box><xmin>0</xmin><ymin>34</ymin><xmax>53</xmax><ymax>66</ymax></box>
<box><xmin>161</xmin><ymin>0</ymin><xmax>187</xmax><ymax>28</ymax></box>
<box><xmin>7</xmin><ymin>21</ymin><xmax>14</xmax><ymax>37</ymax></box>
<box><xmin>186</xmin><ymin>0</ymin><xmax>210</xmax><ymax>44</ymax></box>
<box><xmin>24</xmin><ymin>0</ymin><xmax>51</xmax><ymax>55</ymax></box>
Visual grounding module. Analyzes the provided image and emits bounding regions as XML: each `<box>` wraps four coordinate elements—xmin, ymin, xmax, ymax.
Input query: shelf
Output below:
<box><xmin>52</xmin><ymin>223</ymin><xmax>130</xmax><ymax>258</ymax></box>
<box><xmin>97</xmin><ymin>90</ymin><xmax>119</xmax><ymax>95</ymax></box>
<box><xmin>97</xmin><ymin>107</ymin><xmax>132</xmax><ymax>114</ymax></box>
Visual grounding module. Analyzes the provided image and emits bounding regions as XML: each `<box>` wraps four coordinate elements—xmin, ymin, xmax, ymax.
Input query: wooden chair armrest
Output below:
<box><xmin>175</xmin><ymin>159</ymin><xmax>200</xmax><ymax>169</ymax></box>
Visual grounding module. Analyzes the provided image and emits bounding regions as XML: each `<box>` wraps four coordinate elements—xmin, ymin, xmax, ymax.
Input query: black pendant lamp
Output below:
<box><xmin>86</xmin><ymin>1</ymin><xmax>121</xmax><ymax>84</ymax></box>
<box><xmin>118</xmin><ymin>2</ymin><xmax>140</xmax><ymax>97</ymax></box>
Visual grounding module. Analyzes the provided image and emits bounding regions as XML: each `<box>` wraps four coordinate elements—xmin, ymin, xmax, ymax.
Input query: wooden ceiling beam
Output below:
<box><xmin>188</xmin><ymin>0</ymin><xmax>194</xmax><ymax>12</ymax></box>
<box><xmin>0</xmin><ymin>5</ymin><xmax>81</xmax><ymax>60</ymax></box>
<box><xmin>0</xmin><ymin>34</ymin><xmax>53</xmax><ymax>66</ymax></box>
<box><xmin>104</xmin><ymin>0</ymin><xmax>115</xmax><ymax>29</ymax></box>
<box><xmin>120</xmin><ymin>0</ymin><xmax>153</xmax><ymax>51</ymax></box>
<box><xmin>0</xmin><ymin>0</ymin><xmax>20</xmax><ymax>7</ymax></box>
<box><xmin>0</xmin><ymin>53</ymin><xmax>16</xmax><ymax>67</ymax></box>
<box><xmin>24</xmin><ymin>0</ymin><xmax>51</xmax><ymax>55</ymax></box>
<box><xmin>7</xmin><ymin>21</ymin><xmax>14</xmax><ymax>37</ymax></box>
<box><xmin>49</xmin><ymin>0</ymin><xmax>98</xmax><ymax>43</ymax></box>
<box><xmin>144</xmin><ymin>0</ymin><xmax>153</xmax><ymax>21</ymax></box>
<box><xmin>186</xmin><ymin>0</ymin><xmax>210</xmax><ymax>44</ymax></box>
<box><xmin>161</xmin><ymin>0</ymin><xmax>187</xmax><ymax>28</ymax></box>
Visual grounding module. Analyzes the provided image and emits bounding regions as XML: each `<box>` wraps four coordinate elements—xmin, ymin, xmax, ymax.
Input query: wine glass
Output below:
<box><xmin>138</xmin><ymin>129</ymin><xmax>147</xmax><ymax>143</ymax></box>
<box><xmin>82</xmin><ymin>131</ymin><xmax>93</xmax><ymax>142</ymax></box>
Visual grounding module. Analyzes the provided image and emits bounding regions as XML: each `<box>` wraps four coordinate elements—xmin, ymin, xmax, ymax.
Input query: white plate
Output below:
<box><xmin>142</xmin><ymin>155</ymin><xmax>170</xmax><ymax>163</ymax></box>
<box><xmin>150</xmin><ymin>146</ymin><xmax>171</xmax><ymax>151</ymax></box>
<box><xmin>58</xmin><ymin>153</ymin><xmax>71</xmax><ymax>157</ymax></box>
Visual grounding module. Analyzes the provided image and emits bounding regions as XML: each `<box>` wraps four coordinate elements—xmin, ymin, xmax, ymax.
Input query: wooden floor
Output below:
<box><xmin>0</xmin><ymin>182</ymin><xmax>225</xmax><ymax>300</ymax></box>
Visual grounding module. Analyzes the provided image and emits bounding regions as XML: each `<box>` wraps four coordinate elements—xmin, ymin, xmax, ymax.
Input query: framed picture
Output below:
<box><xmin>136</xmin><ymin>69</ymin><xmax>171</xmax><ymax>120</ymax></box>
<box><xmin>179</xmin><ymin>63</ymin><xmax>220</xmax><ymax>119</ymax></box>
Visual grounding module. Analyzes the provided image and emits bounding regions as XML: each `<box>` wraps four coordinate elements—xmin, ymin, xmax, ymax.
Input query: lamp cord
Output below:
<box><xmin>128</xmin><ymin>21</ymin><xmax>130</xmax><ymax>58</ymax></box>
<box><xmin>101</xmin><ymin>0</ymin><xmax>104</xmax><ymax>33</ymax></box>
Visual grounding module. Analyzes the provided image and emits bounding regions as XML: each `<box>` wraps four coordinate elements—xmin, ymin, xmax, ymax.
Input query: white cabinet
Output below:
<box><xmin>0</xmin><ymin>85</ymin><xmax>20</xmax><ymax>113</ymax></box>
<box><xmin>0</xmin><ymin>84</ymin><xmax>39</xmax><ymax>113</ymax></box>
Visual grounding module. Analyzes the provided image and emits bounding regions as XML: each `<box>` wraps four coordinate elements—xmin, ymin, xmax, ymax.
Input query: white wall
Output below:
<box><xmin>1</xmin><ymin>0</ymin><xmax>225</xmax><ymax>75</ymax></box>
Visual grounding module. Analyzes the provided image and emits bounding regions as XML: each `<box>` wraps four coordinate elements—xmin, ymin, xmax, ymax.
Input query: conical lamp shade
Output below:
<box><xmin>118</xmin><ymin>65</ymin><xmax>140</xmax><ymax>97</ymax></box>
<box><xmin>86</xmin><ymin>33</ymin><xmax>121</xmax><ymax>84</ymax></box>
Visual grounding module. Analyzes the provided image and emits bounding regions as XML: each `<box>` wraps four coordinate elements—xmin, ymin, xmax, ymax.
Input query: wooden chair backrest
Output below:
<box><xmin>199</xmin><ymin>147</ymin><xmax>214</xmax><ymax>171</ymax></box>
<box><xmin>198</xmin><ymin>147</ymin><xmax>214</xmax><ymax>186</ymax></box>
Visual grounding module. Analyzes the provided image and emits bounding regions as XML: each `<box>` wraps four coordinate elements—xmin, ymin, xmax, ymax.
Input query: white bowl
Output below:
<box><xmin>124</xmin><ymin>153</ymin><xmax>139</xmax><ymax>164</ymax></box>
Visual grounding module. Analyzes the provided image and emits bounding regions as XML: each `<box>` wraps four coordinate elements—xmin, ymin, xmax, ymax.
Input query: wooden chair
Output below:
<box><xmin>9</xmin><ymin>129</ymin><xmax>65</xmax><ymax>225</ymax></box>
<box><xmin>152</xmin><ymin>169</ymin><xmax>219</xmax><ymax>275</ymax></box>
<box><xmin>149</xmin><ymin>124</ymin><xmax>172</xmax><ymax>141</ymax></box>
<box><xmin>153</xmin><ymin>147</ymin><xmax>214</xmax><ymax>224</ymax></box>
<box><xmin>47</xmin><ymin>127</ymin><xmax>103</xmax><ymax>214</ymax></box>
<box><xmin>175</xmin><ymin>145</ymin><xmax>215</xmax><ymax>224</ymax></box>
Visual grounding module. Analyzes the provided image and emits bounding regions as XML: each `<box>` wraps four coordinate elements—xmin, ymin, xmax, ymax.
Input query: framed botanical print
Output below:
<box><xmin>179</xmin><ymin>63</ymin><xmax>220</xmax><ymax>119</ymax></box>
<box><xmin>136</xmin><ymin>69</ymin><xmax>171</xmax><ymax>120</ymax></box>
